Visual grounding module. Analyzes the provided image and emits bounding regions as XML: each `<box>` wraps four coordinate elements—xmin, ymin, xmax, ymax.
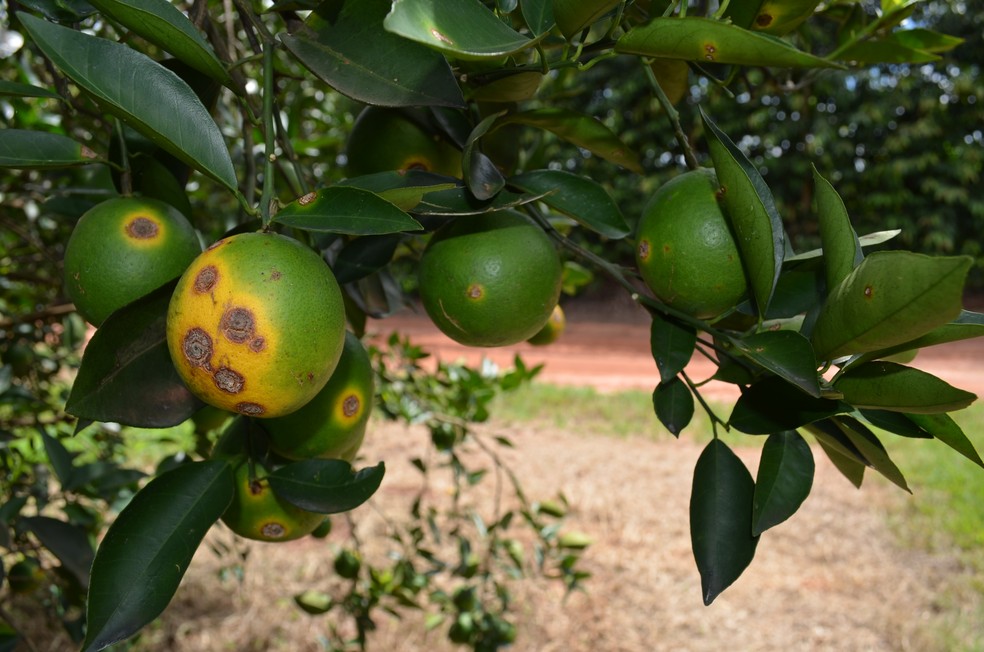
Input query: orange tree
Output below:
<box><xmin>1</xmin><ymin>0</ymin><xmax>983</xmax><ymax>650</ymax></box>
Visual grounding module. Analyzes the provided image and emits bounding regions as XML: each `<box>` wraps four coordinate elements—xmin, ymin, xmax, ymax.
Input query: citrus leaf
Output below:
<box><xmin>39</xmin><ymin>428</ymin><xmax>75</xmax><ymax>488</ymax></box>
<box><xmin>811</xmin><ymin>252</ymin><xmax>972</xmax><ymax>360</ymax></box>
<box><xmin>649</xmin><ymin>58</ymin><xmax>690</xmax><ymax>106</ymax></box>
<box><xmin>837</xmin><ymin>36</ymin><xmax>940</xmax><ymax>64</ymax></box>
<box><xmin>65</xmin><ymin>282</ymin><xmax>204</xmax><ymax>428</ymax></box>
<box><xmin>832</xmin><ymin>416</ymin><xmax>910</xmax><ymax>492</ymax></box>
<box><xmin>784</xmin><ymin>229</ymin><xmax>901</xmax><ymax>263</ymax></box>
<box><xmin>746</xmin><ymin>0</ymin><xmax>821</xmax><ymax>35</ymax></box>
<box><xmin>521</xmin><ymin>0</ymin><xmax>555</xmax><ymax>36</ymax></box>
<box><xmin>702</xmin><ymin>109</ymin><xmax>784</xmax><ymax>315</ymax></box>
<box><xmin>18</xmin><ymin>13</ymin><xmax>237</xmax><ymax>192</ymax></box>
<box><xmin>729</xmin><ymin>376</ymin><xmax>848</xmax><ymax>435</ymax></box>
<box><xmin>384</xmin><ymin>0</ymin><xmax>534</xmax><ymax>60</ymax></box>
<box><xmin>690</xmin><ymin>438</ymin><xmax>759</xmax><ymax>605</ymax></box>
<box><xmin>752</xmin><ymin>431</ymin><xmax>814</xmax><ymax>536</ymax></box>
<box><xmin>282</xmin><ymin>0</ymin><xmax>463</xmax><ymax>108</ymax></box>
<box><xmin>0</xmin><ymin>81</ymin><xmax>61</xmax><ymax>99</ymax></box>
<box><xmin>496</xmin><ymin>108</ymin><xmax>642</xmax><ymax>173</ymax></box>
<box><xmin>649</xmin><ymin>312</ymin><xmax>696</xmax><ymax>383</ymax></box>
<box><xmin>16</xmin><ymin>0</ymin><xmax>97</xmax><ymax>21</ymax></box>
<box><xmin>508</xmin><ymin>170</ymin><xmax>629</xmax><ymax>239</ymax></box>
<box><xmin>853</xmin><ymin>310</ymin><xmax>984</xmax><ymax>364</ymax></box>
<box><xmin>469</xmin><ymin>71</ymin><xmax>544</xmax><ymax>103</ymax></box>
<box><xmin>22</xmin><ymin>516</ymin><xmax>94</xmax><ymax>588</ymax></box>
<box><xmin>412</xmin><ymin>187</ymin><xmax>542</xmax><ymax>216</ymax></box>
<box><xmin>462</xmin><ymin>112</ymin><xmax>505</xmax><ymax>201</ymax></box>
<box><xmin>552</xmin><ymin>0</ymin><xmax>617</xmax><ymax>39</ymax></box>
<box><xmin>730</xmin><ymin>330</ymin><xmax>821</xmax><ymax>397</ymax></box>
<box><xmin>811</xmin><ymin>429</ymin><xmax>865</xmax><ymax>488</ymax></box>
<box><xmin>834</xmin><ymin>361</ymin><xmax>976</xmax><ymax>414</ymax></box>
<box><xmin>652</xmin><ymin>377</ymin><xmax>693</xmax><ymax>437</ymax></box>
<box><xmin>0</xmin><ymin>129</ymin><xmax>99</xmax><ymax>168</ymax></box>
<box><xmin>333</xmin><ymin>235</ymin><xmax>401</xmax><ymax>285</ymax></box>
<box><xmin>616</xmin><ymin>17</ymin><xmax>841</xmax><ymax>68</ymax></box>
<box><xmin>813</xmin><ymin>165</ymin><xmax>862</xmax><ymax>293</ymax></box>
<box><xmin>268</xmin><ymin>460</ymin><xmax>385</xmax><ymax>514</ymax></box>
<box><xmin>86</xmin><ymin>0</ymin><xmax>234</xmax><ymax>89</ymax></box>
<box><xmin>81</xmin><ymin>460</ymin><xmax>234</xmax><ymax>652</ymax></box>
<box><xmin>905</xmin><ymin>413</ymin><xmax>984</xmax><ymax>469</ymax></box>
<box><xmin>893</xmin><ymin>28</ymin><xmax>963</xmax><ymax>53</ymax></box>
<box><xmin>859</xmin><ymin>409</ymin><xmax>932</xmax><ymax>439</ymax></box>
<box><xmin>273</xmin><ymin>186</ymin><xmax>423</xmax><ymax>235</ymax></box>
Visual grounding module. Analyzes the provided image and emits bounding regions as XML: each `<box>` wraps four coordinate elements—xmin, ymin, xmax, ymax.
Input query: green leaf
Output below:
<box><xmin>690</xmin><ymin>439</ymin><xmax>759</xmax><ymax>605</ymax></box>
<box><xmin>893</xmin><ymin>28</ymin><xmax>963</xmax><ymax>53</ymax></box>
<box><xmin>702</xmin><ymin>109</ymin><xmax>784</xmax><ymax>315</ymax></box>
<box><xmin>521</xmin><ymin>0</ymin><xmax>555</xmax><ymax>36</ymax></box>
<box><xmin>649</xmin><ymin>313</ymin><xmax>696</xmax><ymax>383</ymax></box>
<box><xmin>294</xmin><ymin>589</ymin><xmax>333</xmax><ymax>615</ymax></box>
<box><xmin>752</xmin><ymin>431</ymin><xmax>814</xmax><ymax>536</ymax></box>
<box><xmin>729</xmin><ymin>376</ymin><xmax>848</xmax><ymax>435</ymax></box>
<box><xmin>332</xmin><ymin>235</ymin><xmax>401</xmax><ymax>285</ymax></box>
<box><xmin>855</xmin><ymin>310</ymin><xmax>984</xmax><ymax>363</ymax></box>
<box><xmin>282</xmin><ymin>0</ymin><xmax>463</xmax><ymax>108</ymax></box>
<box><xmin>496</xmin><ymin>108</ymin><xmax>642</xmax><ymax>173</ymax></box>
<box><xmin>411</xmin><ymin>187</ymin><xmax>541</xmax><ymax>216</ymax></box>
<box><xmin>81</xmin><ymin>460</ymin><xmax>233</xmax><ymax>652</ymax></box>
<box><xmin>834</xmin><ymin>361</ymin><xmax>975</xmax><ymax>414</ymax></box>
<box><xmin>859</xmin><ymin>409</ymin><xmax>932</xmax><ymax>439</ymax></box>
<box><xmin>384</xmin><ymin>0</ymin><xmax>534</xmax><ymax>60</ymax></box>
<box><xmin>508</xmin><ymin>170</ymin><xmax>629</xmax><ymax>239</ymax></box>
<box><xmin>268</xmin><ymin>460</ymin><xmax>385</xmax><ymax>514</ymax></box>
<box><xmin>0</xmin><ymin>129</ymin><xmax>98</xmax><ymax>168</ymax></box>
<box><xmin>86</xmin><ymin>0</ymin><xmax>234</xmax><ymax>89</ymax></box>
<box><xmin>652</xmin><ymin>377</ymin><xmax>693</xmax><ymax>437</ymax></box>
<box><xmin>22</xmin><ymin>516</ymin><xmax>94</xmax><ymax>588</ymax></box>
<box><xmin>462</xmin><ymin>112</ymin><xmax>505</xmax><ymax>200</ymax></box>
<box><xmin>811</xmin><ymin>252</ymin><xmax>972</xmax><ymax>360</ymax></box>
<box><xmin>832</xmin><ymin>416</ymin><xmax>910</xmax><ymax>492</ymax></box>
<box><xmin>784</xmin><ymin>229</ymin><xmax>901</xmax><ymax>264</ymax></box>
<box><xmin>0</xmin><ymin>81</ymin><xmax>61</xmax><ymax>99</ymax></box>
<box><xmin>468</xmin><ymin>71</ymin><xmax>544</xmax><ymax>103</ymax></box>
<box><xmin>730</xmin><ymin>330</ymin><xmax>821</xmax><ymax>397</ymax></box>
<box><xmin>66</xmin><ymin>282</ymin><xmax>204</xmax><ymax>428</ymax></box>
<box><xmin>812</xmin><ymin>430</ymin><xmax>865</xmax><ymax>488</ymax></box>
<box><xmin>552</xmin><ymin>0</ymin><xmax>617</xmax><ymax>39</ymax></box>
<box><xmin>272</xmin><ymin>186</ymin><xmax>423</xmax><ymax>235</ymax></box>
<box><xmin>813</xmin><ymin>166</ymin><xmax>862</xmax><ymax>293</ymax></box>
<box><xmin>616</xmin><ymin>17</ymin><xmax>841</xmax><ymax>68</ymax></box>
<box><xmin>18</xmin><ymin>13</ymin><xmax>237</xmax><ymax>192</ymax></box>
<box><xmin>16</xmin><ymin>0</ymin><xmax>97</xmax><ymax>22</ymax></box>
<box><xmin>39</xmin><ymin>428</ymin><xmax>75</xmax><ymax>488</ymax></box>
<box><xmin>837</xmin><ymin>38</ymin><xmax>939</xmax><ymax>64</ymax></box>
<box><xmin>905</xmin><ymin>413</ymin><xmax>984</xmax><ymax>469</ymax></box>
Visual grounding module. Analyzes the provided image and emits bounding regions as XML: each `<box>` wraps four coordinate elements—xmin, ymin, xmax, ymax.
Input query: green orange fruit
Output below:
<box><xmin>418</xmin><ymin>211</ymin><xmax>562</xmax><ymax>347</ymax></box>
<box><xmin>220</xmin><ymin>456</ymin><xmax>324</xmax><ymax>542</ymax></box>
<box><xmin>526</xmin><ymin>304</ymin><xmax>566</xmax><ymax>346</ymax></box>
<box><xmin>264</xmin><ymin>331</ymin><xmax>374</xmax><ymax>461</ymax></box>
<box><xmin>63</xmin><ymin>196</ymin><xmax>202</xmax><ymax>326</ymax></box>
<box><xmin>345</xmin><ymin>106</ymin><xmax>462</xmax><ymax>177</ymax></box>
<box><xmin>635</xmin><ymin>168</ymin><xmax>748</xmax><ymax>320</ymax></box>
<box><xmin>166</xmin><ymin>231</ymin><xmax>346</xmax><ymax>418</ymax></box>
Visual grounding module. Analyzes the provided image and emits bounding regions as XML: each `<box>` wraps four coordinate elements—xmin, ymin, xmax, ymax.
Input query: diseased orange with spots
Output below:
<box><xmin>166</xmin><ymin>231</ymin><xmax>346</xmax><ymax>418</ymax></box>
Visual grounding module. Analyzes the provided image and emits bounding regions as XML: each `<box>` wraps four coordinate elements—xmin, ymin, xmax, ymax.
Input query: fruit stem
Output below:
<box><xmin>113</xmin><ymin>118</ymin><xmax>133</xmax><ymax>196</ymax></box>
<box><xmin>260</xmin><ymin>43</ymin><xmax>277</xmax><ymax>226</ymax></box>
<box><xmin>641</xmin><ymin>61</ymin><xmax>700</xmax><ymax>171</ymax></box>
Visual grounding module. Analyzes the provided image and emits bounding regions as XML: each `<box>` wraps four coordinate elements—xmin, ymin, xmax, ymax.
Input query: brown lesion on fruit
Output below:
<box><xmin>249</xmin><ymin>337</ymin><xmax>266</xmax><ymax>353</ymax></box>
<box><xmin>182</xmin><ymin>328</ymin><xmax>214</xmax><ymax>369</ymax></box>
<box><xmin>213</xmin><ymin>367</ymin><xmax>245</xmax><ymax>394</ymax></box>
<box><xmin>715</xmin><ymin>186</ymin><xmax>728</xmax><ymax>201</ymax></box>
<box><xmin>298</xmin><ymin>191</ymin><xmax>318</xmax><ymax>206</ymax></box>
<box><xmin>638</xmin><ymin>240</ymin><xmax>651</xmax><ymax>261</ymax></box>
<box><xmin>220</xmin><ymin>307</ymin><xmax>256</xmax><ymax>344</ymax></box>
<box><xmin>864</xmin><ymin>285</ymin><xmax>874</xmax><ymax>299</ymax></box>
<box><xmin>236</xmin><ymin>402</ymin><xmax>266</xmax><ymax>416</ymax></box>
<box><xmin>755</xmin><ymin>13</ymin><xmax>774</xmax><ymax>27</ymax></box>
<box><xmin>194</xmin><ymin>265</ymin><xmax>219</xmax><ymax>293</ymax></box>
<box><xmin>261</xmin><ymin>523</ymin><xmax>286</xmax><ymax>539</ymax></box>
<box><xmin>248</xmin><ymin>478</ymin><xmax>264</xmax><ymax>495</ymax></box>
<box><xmin>466</xmin><ymin>283</ymin><xmax>484</xmax><ymax>300</ymax></box>
<box><xmin>125</xmin><ymin>217</ymin><xmax>159</xmax><ymax>240</ymax></box>
<box><xmin>342</xmin><ymin>394</ymin><xmax>360</xmax><ymax>418</ymax></box>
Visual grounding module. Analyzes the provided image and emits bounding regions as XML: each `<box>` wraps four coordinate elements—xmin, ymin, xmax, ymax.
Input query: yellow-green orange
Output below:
<box><xmin>345</xmin><ymin>106</ymin><xmax>461</xmax><ymax>177</ymax></box>
<box><xmin>220</xmin><ymin>457</ymin><xmax>323</xmax><ymax>542</ymax></box>
<box><xmin>526</xmin><ymin>303</ymin><xmax>566</xmax><ymax>346</ymax></box>
<box><xmin>166</xmin><ymin>232</ymin><xmax>345</xmax><ymax>418</ymax></box>
<box><xmin>418</xmin><ymin>211</ymin><xmax>562</xmax><ymax>347</ymax></box>
<box><xmin>635</xmin><ymin>168</ymin><xmax>747</xmax><ymax>320</ymax></box>
<box><xmin>63</xmin><ymin>196</ymin><xmax>201</xmax><ymax>326</ymax></box>
<box><xmin>264</xmin><ymin>331</ymin><xmax>374</xmax><ymax>461</ymax></box>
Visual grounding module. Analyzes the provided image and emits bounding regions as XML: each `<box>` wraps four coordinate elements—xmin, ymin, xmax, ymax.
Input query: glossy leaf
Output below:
<box><xmin>906</xmin><ymin>413</ymin><xmax>984</xmax><ymax>469</ymax></box>
<box><xmin>652</xmin><ymin>378</ymin><xmax>693</xmax><ymax>437</ymax></box>
<box><xmin>730</xmin><ymin>330</ymin><xmax>820</xmax><ymax>397</ymax></box>
<box><xmin>833</xmin><ymin>416</ymin><xmax>910</xmax><ymax>492</ymax></box>
<box><xmin>462</xmin><ymin>112</ymin><xmax>506</xmax><ymax>200</ymax></box>
<box><xmin>86</xmin><ymin>0</ymin><xmax>234</xmax><ymax>88</ymax></box>
<box><xmin>0</xmin><ymin>129</ymin><xmax>98</xmax><ymax>168</ymax></box>
<box><xmin>22</xmin><ymin>516</ymin><xmax>94</xmax><ymax>588</ymax></box>
<box><xmin>855</xmin><ymin>310</ymin><xmax>984</xmax><ymax>363</ymax></box>
<box><xmin>333</xmin><ymin>235</ymin><xmax>401</xmax><ymax>285</ymax></box>
<box><xmin>81</xmin><ymin>461</ymin><xmax>233</xmax><ymax>652</ymax></box>
<box><xmin>268</xmin><ymin>460</ymin><xmax>385</xmax><ymax>514</ymax></box>
<box><xmin>552</xmin><ymin>0</ymin><xmax>617</xmax><ymax>39</ymax></box>
<box><xmin>784</xmin><ymin>229</ymin><xmax>901</xmax><ymax>264</ymax></box>
<box><xmin>384</xmin><ymin>0</ymin><xmax>533</xmax><ymax>60</ymax></box>
<box><xmin>0</xmin><ymin>81</ymin><xmax>61</xmax><ymax>99</ymax></box>
<box><xmin>338</xmin><ymin>169</ymin><xmax>459</xmax><ymax>209</ymax></box>
<box><xmin>496</xmin><ymin>108</ymin><xmax>642</xmax><ymax>173</ymax></box>
<box><xmin>616</xmin><ymin>17</ymin><xmax>840</xmax><ymax>68</ymax></box>
<box><xmin>508</xmin><ymin>170</ymin><xmax>629</xmax><ymax>239</ymax></box>
<box><xmin>521</xmin><ymin>0</ymin><xmax>555</xmax><ymax>36</ymax></box>
<box><xmin>18</xmin><ymin>14</ymin><xmax>237</xmax><ymax>192</ymax></box>
<box><xmin>40</xmin><ymin>428</ymin><xmax>75</xmax><ymax>488</ymax></box>
<box><xmin>729</xmin><ymin>376</ymin><xmax>848</xmax><ymax>435</ymax></box>
<box><xmin>813</xmin><ymin>166</ymin><xmax>861</xmax><ymax>293</ymax></box>
<box><xmin>702</xmin><ymin>110</ymin><xmax>784</xmax><ymax>315</ymax></box>
<box><xmin>834</xmin><ymin>361</ymin><xmax>975</xmax><ymax>414</ymax></box>
<box><xmin>412</xmin><ymin>187</ymin><xmax>542</xmax><ymax>215</ymax></box>
<box><xmin>649</xmin><ymin>313</ymin><xmax>696</xmax><ymax>383</ymax></box>
<box><xmin>811</xmin><ymin>252</ymin><xmax>972</xmax><ymax>360</ymax></box>
<box><xmin>649</xmin><ymin>58</ymin><xmax>690</xmax><ymax>106</ymax></box>
<box><xmin>813</xmin><ymin>431</ymin><xmax>865</xmax><ymax>488</ymax></box>
<box><xmin>66</xmin><ymin>282</ymin><xmax>204</xmax><ymax>428</ymax></box>
<box><xmin>282</xmin><ymin>0</ymin><xmax>463</xmax><ymax>108</ymax></box>
<box><xmin>273</xmin><ymin>186</ymin><xmax>422</xmax><ymax>235</ymax></box>
<box><xmin>893</xmin><ymin>28</ymin><xmax>963</xmax><ymax>53</ymax></box>
<box><xmin>752</xmin><ymin>431</ymin><xmax>814</xmax><ymax>536</ymax></box>
<box><xmin>16</xmin><ymin>0</ymin><xmax>97</xmax><ymax>21</ymax></box>
<box><xmin>859</xmin><ymin>409</ymin><xmax>932</xmax><ymax>439</ymax></box>
<box><xmin>469</xmin><ymin>71</ymin><xmax>544</xmax><ymax>103</ymax></box>
<box><xmin>690</xmin><ymin>439</ymin><xmax>759</xmax><ymax>605</ymax></box>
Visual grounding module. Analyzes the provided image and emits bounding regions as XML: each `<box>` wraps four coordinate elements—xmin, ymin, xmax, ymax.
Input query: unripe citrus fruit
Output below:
<box><xmin>635</xmin><ymin>168</ymin><xmax>747</xmax><ymax>320</ymax></box>
<box><xmin>526</xmin><ymin>304</ymin><xmax>566</xmax><ymax>346</ymax></box>
<box><xmin>63</xmin><ymin>196</ymin><xmax>202</xmax><ymax>326</ymax></box>
<box><xmin>220</xmin><ymin>456</ymin><xmax>324</xmax><ymax>542</ymax></box>
<box><xmin>264</xmin><ymin>331</ymin><xmax>374</xmax><ymax>461</ymax></box>
<box><xmin>345</xmin><ymin>106</ymin><xmax>461</xmax><ymax>177</ymax></box>
<box><xmin>418</xmin><ymin>211</ymin><xmax>563</xmax><ymax>347</ymax></box>
<box><xmin>166</xmin><ymin>231</ymin><xmax>346</xmax><ymax>418</ymax></box>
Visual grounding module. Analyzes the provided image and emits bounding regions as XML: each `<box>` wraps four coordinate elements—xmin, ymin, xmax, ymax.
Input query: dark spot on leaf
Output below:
<box><xmin>213</xmin><ymin>367</ymin><xmax>245</xmax><ymax>394</ymax></box>
<box><xmin>715</xmin><ymin>186</ymin><xmax>727</xmax><ymax>201</ymax></box>
<box><xmin>194</xmin><ymin>265</ymin><xmax>218</xmax><ymax>293</ymax></box>
<box><xmin>221</xmin><ymin>307</ymin><xmax>255</xmax><ymax>344</ymax></box>
<box><xmin>261</xmin><ymin>523</ymin><xmax>286</xmax><ymax>538</ymax></box>
<box><xmin>126</xmin><ymin>217</ymin><xmax>158</xmax><ymax>240</ymax></box>
<box><xmin>298</xmin><ymin>191</ymin><xmax>318</xmax><ymax>206</ymax></box>
<box><xmin>755</xmin><ymin>13</ymin><xmax>773</xmax><ymax>27</ymax></box>
<box><xmin>182</xmin><ymin>328</ymin><xmax>213</xmax><ymax>368</ymax></box>
<box><xmin>236</xmin><ymin>402</ymin><xmax>266</xmax><ymax>416</ymax></box>
<box><xmin>704</xmin><ymin>43</ymin><xmax>717</xmax><ymax>61</ymax></box>
<box><xmin>343</xmin><ymin>394</ymin><xmax>360</xmax><ymax>418</ymax></box>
